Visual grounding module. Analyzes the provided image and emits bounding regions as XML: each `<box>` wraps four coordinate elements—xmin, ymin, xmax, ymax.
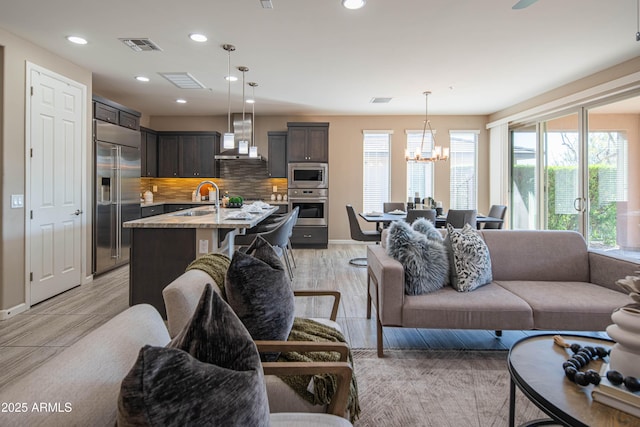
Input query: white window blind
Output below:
<box><xmin>406</xmin><ymin>130</ymin><xmax>434</xmax><ymax>202</ymax></box>
<box><xmin>449</xmin><ymin>131</ymin><xmax>478</xmax><ymax>209</ymax></box>
<box><xmin>363</xmin><ymin>132</ymin><xmax>391</xmax><ymax>213</ymax></box>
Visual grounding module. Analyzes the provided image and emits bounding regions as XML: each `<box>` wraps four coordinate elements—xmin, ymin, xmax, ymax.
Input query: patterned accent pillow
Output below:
<box><xmin>226</xmin><ymin>235</ymin><xmax>295</xmax><ymax>361</ymax></box>
<box><xmin>446</xmin><ymin>223</ymin><xmax>493</xmax><ymax>292</ymax></box>
<box><xmin>118</xmin><ymin>285</ymin><xmax>270</xmax><ymax>426</ymax></box>
<box><xmin>386</xmin><ymin>220</ymin><xmax>449</xmax><ymax>295</ymax></box>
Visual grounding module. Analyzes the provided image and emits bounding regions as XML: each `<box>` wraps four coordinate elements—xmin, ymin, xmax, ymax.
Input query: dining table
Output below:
<box><xmin>358</xmin><ymin>210</ymin><xmax>503</xmax><ymax>230</ymax></box>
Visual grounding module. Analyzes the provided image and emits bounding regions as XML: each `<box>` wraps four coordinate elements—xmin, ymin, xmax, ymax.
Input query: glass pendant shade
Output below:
<box><xmin>223</xmin><ymin>132</ymin><xmax>234</xmax><ymax>149</ymax></box>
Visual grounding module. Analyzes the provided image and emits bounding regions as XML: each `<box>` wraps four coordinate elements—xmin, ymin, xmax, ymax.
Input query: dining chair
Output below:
<box><xmin>483</xmin><ymin>205</ymin><xmax>507</xmax><ymax>229</ymax></box>
<box><xmin>446</xmin><ymin>209</ymin><xmax>477</xmax><ymax>229</ymax></box>
<box><xmin>249</xmin><ymin>207</ymin><xmax>300</xmax><ymax>278</ymax></box>
<box><xmin>383</xmin><ymin>202</ymin><xmax>405</xmax><ymax>213</ymax></box>
<box><xmin>346</xmin><ymin>205</ymin><xmax>382</xmax><ymax>267</ymax></box>
<box><xmin>405</xmin><ymin>209</ymin><xmax>437</xmax><ymax>224</ymax></box>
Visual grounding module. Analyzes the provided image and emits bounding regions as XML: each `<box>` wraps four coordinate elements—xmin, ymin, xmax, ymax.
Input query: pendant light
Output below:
<box><xmin>237</xmin><ymin>66</ymin><xmax>249</xmax><ymax>155</ymax></box>
<box><xmin>222</xmin><ymin>44</ymin><xmax>236</xmax><ymax>149</ymax></box>
<box><xmin>248</xmin><ymin>82</ymin><xmax>258</xmax><ymax>158</ymax></box>
<box><xmin>405</xmin><ymin>91</ymin><xmax>449</xmax><ymax>163</ymax></box>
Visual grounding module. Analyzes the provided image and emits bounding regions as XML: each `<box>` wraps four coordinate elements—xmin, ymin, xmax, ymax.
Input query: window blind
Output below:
<box><xmin>406</xmin><ymin>130</ymin><xmax>434</xmax><ymax>202</ymax></box>
<box><xmin>363</xmin><ymin>132</ymin><xmax>391</xmax><ymax>213</ymax></box>
<box><xmin>450</xmin><ymin>131</ymin><xmax>478</xmax><ymax>209</ymax></box>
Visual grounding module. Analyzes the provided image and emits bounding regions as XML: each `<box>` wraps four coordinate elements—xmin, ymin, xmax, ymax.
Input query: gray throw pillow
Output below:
<box><xmin>117</xmin><ymin>285</ymin><xmax>270</xmax><ymax>426</ymax></box>
<box><xmin>226</xmin><ymin>235</ymin><xmax>295</xmax><ymax>361</ymax></box>
<box><xmin>386</xmin><ymin>220</ymin><xmax>449</xmax><ymax>295</ymax></box>
<box><xmin>412</xmin><ymin>217</ymin><xmax>444</xmax><ymax>242</ymax></box>
<box><xmin>446</xmin><ymin>223</ymin><xmax>493</xmax><ymax>292</ymax></box>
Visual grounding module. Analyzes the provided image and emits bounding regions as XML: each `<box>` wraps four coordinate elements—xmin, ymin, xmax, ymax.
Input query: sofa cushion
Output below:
<box><xmin>226</xmin><ymin>235</ymin><xmax>295</xmax><ymax>361</ymax></box>
<box><xmin>446</xmin><ymin>224</ymin><xmax>492</xmax><ymax>292</ymax></box>
<box><xmin>480</xmin><ymin>230</ymin><xmax>590</xmax><ymax>282</ymax></box>
<box><xmin>495</xmin><ymin>280</ymin><xmax>634</xmax><ymax>330</ymax></box>
<box><xmin>401</xmin><ymin>283</ymin><xmax>534</xmax><ymax>330</ymax></box>
<box><xmin>386</xmin><ymin>220</ymin><xmax>449</xmax><ymax>295</ymax></box>
<box><xmin>118</xmin><ymin>285</ymin><xmax>270</xmax><ymax>426</ymax></box>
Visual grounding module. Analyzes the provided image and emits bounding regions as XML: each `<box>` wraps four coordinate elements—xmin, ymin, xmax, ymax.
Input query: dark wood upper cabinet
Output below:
<box><xmin>287</xmin><ymin>122</ymin><xmax>329</xmax><ymax>163</ymax></box>
<box><xmin>140</xmin><ymin>128</ymin><xmax>158</xmax><ymax>177</ymax></box>
<box><xmin>268</xmin><ymin>131</ymin><xmax>287</xmax><ymax>178</ymax></box>
<box><xmin>158</xmin><ymin>134</ymin><xmax>179</xmax><ymax>177</ymax></box>
<box><xmin>93</xmin><ymin>95</ymin><xmax>140</xmax><ymax>130</ymax></box>
<box><xmin>157</xmin><ymin>131</ymin><xmax>219</xmax><ymax>178</ymax></box>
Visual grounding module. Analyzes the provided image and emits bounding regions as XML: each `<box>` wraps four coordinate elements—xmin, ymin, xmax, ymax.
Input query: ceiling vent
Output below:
<box><xmin>370</xmin><ymin>97</ymin><xmax>392</xmax><ymax>104</ymax></box>
<box><xmin>159</xmin><ymin>72</ymin><xmax>206</xmax><ymax>89</ymax></box>
<box><xmin>119</xmin><ymin>38</ymin><xmax>163</xmax><ymax>52</ymax></box>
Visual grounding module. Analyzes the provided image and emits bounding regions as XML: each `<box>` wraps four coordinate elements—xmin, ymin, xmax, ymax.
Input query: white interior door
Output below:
<box><xmin>29</xmin><ymin>66</ymin><xmax>84</xmax><ymax>305</ymax></box>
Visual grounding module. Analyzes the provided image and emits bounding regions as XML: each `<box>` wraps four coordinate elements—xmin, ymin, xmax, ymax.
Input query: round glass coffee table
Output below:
<box><xmin>508</xmin><ymin>334</ymin><xmax>640</xmax><ymax>427</ymax></box>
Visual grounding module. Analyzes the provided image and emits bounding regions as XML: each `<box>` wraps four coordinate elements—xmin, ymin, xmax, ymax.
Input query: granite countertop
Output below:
<box><xmin>140</xmin><ymin>199</ymin><xmax>289</xmax><ymax>207</ymax></box>
<box><xmin>124</xmin><ymin>205</ymin><xmax>278</xmax><ymax>229</ymax></box>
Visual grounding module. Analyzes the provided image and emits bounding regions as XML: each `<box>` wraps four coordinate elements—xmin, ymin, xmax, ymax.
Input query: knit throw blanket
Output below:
<box><xmin>185</xmin><ymin>253</ymin><xmax>230</xmax><ymax>298</ymax></box>
<box><xmin>278</xmin><ymin>317</ymin><xmax>361</xmax><ymax>422</ymax></box>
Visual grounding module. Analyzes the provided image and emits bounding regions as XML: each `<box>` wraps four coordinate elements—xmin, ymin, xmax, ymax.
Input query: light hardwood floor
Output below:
<box><xmin>0</xmin><ymin>243</ymin><xmax>606</xmax><ymax>390</ymax></box>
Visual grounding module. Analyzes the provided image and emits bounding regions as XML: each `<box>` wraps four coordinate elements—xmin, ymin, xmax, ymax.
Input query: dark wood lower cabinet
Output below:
<box><xmin>290</xmin><ymin>226</ymin><xmax>328</xmax><ymax>248</ymax></box>
<box><xmin>129</xmin><ymin>228</ymin><xmax>196</xmax><ymax>318</ymax></box>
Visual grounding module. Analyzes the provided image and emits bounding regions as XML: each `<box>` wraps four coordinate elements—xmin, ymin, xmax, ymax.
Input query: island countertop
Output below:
<box><xmin>124</xmin><ymin>205</ymin><xmax>278</xmax><ymax>229</ymax></box>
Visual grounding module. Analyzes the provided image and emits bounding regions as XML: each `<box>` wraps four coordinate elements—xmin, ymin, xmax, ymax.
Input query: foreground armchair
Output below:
<box><xmin>162</xmin><ymin>269</ymin><xmax>352</xmax><ymax>417</ymax></box>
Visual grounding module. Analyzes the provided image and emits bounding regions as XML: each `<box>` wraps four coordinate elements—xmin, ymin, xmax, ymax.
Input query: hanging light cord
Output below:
<box><xmin>227</xmin><ymin>51</ymin><xmax>231</xmax><ymax>133</ymax></box>
<box><xmin>637</xmin><ymin>0</ymin><xmax>640</xmax><ymax>41</ymax></box>
<box><xmin>419</xmin><ymin>91</ymin><xmax>436</xmax><ymax>155</ymax></box>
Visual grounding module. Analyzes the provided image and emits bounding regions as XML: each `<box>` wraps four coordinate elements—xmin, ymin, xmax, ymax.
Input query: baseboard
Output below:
<box><xmin>329</xmin><ymin>240</ymin><xmax>371</xmax><ymax>245</ymax></box>
<box><xmin>0</xmin><ymin>302</ymin><xmax>28</xmax><ymax>320</ymax></box>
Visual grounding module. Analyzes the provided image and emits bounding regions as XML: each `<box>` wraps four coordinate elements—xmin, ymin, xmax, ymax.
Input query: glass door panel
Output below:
<box><xmin>511</xmin><ymin>125</ymin><xmax>537</xmax><ymax>229</ymax></box>
<box><xmin>587</xmin><ymin>104</ymin><xmax>634</xmax><ymax>256</ymax></box>
<box><xmin>543</xmin><ymin>114</ymin><xmax>581</xmax><ymax>232</ymax></box>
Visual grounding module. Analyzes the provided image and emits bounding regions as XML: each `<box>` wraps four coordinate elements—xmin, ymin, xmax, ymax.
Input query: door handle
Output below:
<box><xmin>71</xmin><ymin>209</ymin><xmax>83</xmax><ymax>216</ymax></box>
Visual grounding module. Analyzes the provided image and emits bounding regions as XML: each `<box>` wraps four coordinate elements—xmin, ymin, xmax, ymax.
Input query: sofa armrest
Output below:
<box><xmin>255</xmin><ymin>340</ymin><xmax>349</xmax><ymax>362</ymax></box>
<box><xmin>294</xmin><ymin>290</ymin><xmax>341</xmax><ymax>321</ymax></box>
<box><xmin>589</xmin><ymin>250</ymin><xmax>640</xmax><ymax>292</ymax></box>
<box><xmin>366</xmin><ymin>245</ymin><xmax>405</xmax><ymax>326</ymax></box>
<box><xmin>262</xmin><ymin>361</ymin><xmax>352</xmax><ymax>418</ymax></box>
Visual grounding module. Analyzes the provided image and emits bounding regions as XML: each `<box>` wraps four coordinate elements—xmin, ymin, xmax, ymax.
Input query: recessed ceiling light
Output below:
<box><xmin>135</xmin><ymin>76</ymin><xmax>150</xmax><ymax>82</ymax></box>
<box><xmin>189</xmin><ymin>33</ymin><xmax>207</xmax><ymax>42</ymax></box>
<box><xmin>66</xmin><ymin>35</ymin><xmax>87</xmax><ymax>45</ymax></box>
<box><xmin>225</xmin><ymin>75</ymin><xmax>238</xmax><ymax>82</ymax></box>
<box><xmin>176</xmin><ymin>99</ymin><xmax>187</xmax><ymax>104</ymax></box>
<box><xmin>342</xmin><ymin>0</ymin><xmax>366</xmax><ymax>10</ymax></box>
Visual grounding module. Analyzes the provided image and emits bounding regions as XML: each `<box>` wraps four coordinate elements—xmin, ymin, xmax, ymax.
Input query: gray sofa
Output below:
<box><xmin>367</xmin><ymin>229</ymin><xmax>639</xmax><ymax>356</ymax></box>
<box><xmin>0</xmin><ymin>303</ymin><xmax>352</xmax><ymax>427</ymax></box>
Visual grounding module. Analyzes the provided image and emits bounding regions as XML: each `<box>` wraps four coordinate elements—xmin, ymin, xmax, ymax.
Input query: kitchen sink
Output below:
<box><xmin>172</xmin><ymin>210</ymin><xmax>214</xmax><ymax>217</ymax></box>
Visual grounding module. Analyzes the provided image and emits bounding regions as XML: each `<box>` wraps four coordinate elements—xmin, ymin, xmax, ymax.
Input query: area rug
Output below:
<box><xmin>352</xmin><ymin>349</ymin><xmax>547</xmax><ymax>427</ymax></box>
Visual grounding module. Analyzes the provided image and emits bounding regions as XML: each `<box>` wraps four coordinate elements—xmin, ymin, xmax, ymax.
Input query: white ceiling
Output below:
<box><xmin>1</xmin><ymin>0</ymin><xmax>638</xmax><ymax>117</ymax></box>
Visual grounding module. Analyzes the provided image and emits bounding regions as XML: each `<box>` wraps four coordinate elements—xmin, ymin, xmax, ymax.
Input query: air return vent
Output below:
<box><xmin>119</xmin><ymin>38</ymin><xmax>163</xmax><ymax>52</ymax></box>
<box><xmin>370</xmin><ymin>97</ymin><xmax>392</xmax><ymax>104</ymax></box>
<box><xmin>158</xmin><ymin>72</ymin><xmax>206</xmax><ymax>89</ymax></box>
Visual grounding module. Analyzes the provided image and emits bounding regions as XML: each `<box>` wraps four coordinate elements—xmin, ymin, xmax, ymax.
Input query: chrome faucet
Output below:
<box><xmin>195</xmin><ymin>180</ymin><xmax>220</xmax><ymax>212</ymax></box>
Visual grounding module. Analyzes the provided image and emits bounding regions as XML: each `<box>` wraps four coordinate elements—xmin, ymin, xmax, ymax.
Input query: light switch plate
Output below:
<box><xmin>152</xmin><ymin>185</ymin><xmax>158</xmax><ymax>192</ymax></box>
<box><xmin>11</xmin><ymin>194</ymin><xmax>24</xmax><ymax>208</ymax></box>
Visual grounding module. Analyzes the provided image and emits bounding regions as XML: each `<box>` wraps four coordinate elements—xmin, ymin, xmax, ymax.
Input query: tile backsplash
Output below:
<box><xmin>141</xmin><ymin>160</ymin><xmax>288</xmax><ymax>201</ymax></box>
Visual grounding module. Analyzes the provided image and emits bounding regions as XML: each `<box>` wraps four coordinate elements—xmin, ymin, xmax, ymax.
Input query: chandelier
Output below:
<box><xmin>405</xmin><ymin>91</ymin><xmax>449</xmax><ymax>163</ymax></box>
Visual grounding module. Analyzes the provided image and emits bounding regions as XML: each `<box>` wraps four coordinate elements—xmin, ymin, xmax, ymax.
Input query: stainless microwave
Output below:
<box><xmin>288</xmin><ymin>162</ymin><xmax>328</xmax><ymax>188</ymax></box>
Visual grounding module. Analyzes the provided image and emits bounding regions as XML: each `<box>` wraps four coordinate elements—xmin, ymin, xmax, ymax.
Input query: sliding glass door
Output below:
<box><xmin>509</xmin><ymin>93</ymin><xmax>639</xmax><ymax>259</ymax></box>
<box><xmin>510</xmin><ymin>125</ymin><xmax>538</xmax><ymax>229</ymax></box>
<box><xmin>542</xmin><ymin>113</ymin><xmax>582</xmax><ymax>233</ymax></box>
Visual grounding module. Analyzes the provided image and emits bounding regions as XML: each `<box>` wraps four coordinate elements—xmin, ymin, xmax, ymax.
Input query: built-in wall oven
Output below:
<box><xmin>288</xmin><ymin>188</ymin><xmax>328</xmax><ymax>226</ymax></box>
<box><xmin>288</xmin><ymin>163</ymin><xmax>328</xmax><ymax>189</ymax></box>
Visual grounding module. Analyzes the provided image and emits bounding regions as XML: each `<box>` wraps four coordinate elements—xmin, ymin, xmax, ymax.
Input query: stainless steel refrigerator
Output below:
<box><xmin>93</xmin><ymin>120</ymin><xmax>141</xmax><ymax>275</ymax></box>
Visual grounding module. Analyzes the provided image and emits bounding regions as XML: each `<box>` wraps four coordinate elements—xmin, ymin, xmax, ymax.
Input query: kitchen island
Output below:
<box><xmin>123</xmin><ymin>204</ymin><xmax>278</xmax><ymax>317</ymax></box>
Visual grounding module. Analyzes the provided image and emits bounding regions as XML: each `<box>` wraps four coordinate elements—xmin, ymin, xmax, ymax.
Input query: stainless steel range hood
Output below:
<box><xmin>215</xmin><ymin>113</ymin><xmax>264</xmax><ymax>160</ymax></box>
